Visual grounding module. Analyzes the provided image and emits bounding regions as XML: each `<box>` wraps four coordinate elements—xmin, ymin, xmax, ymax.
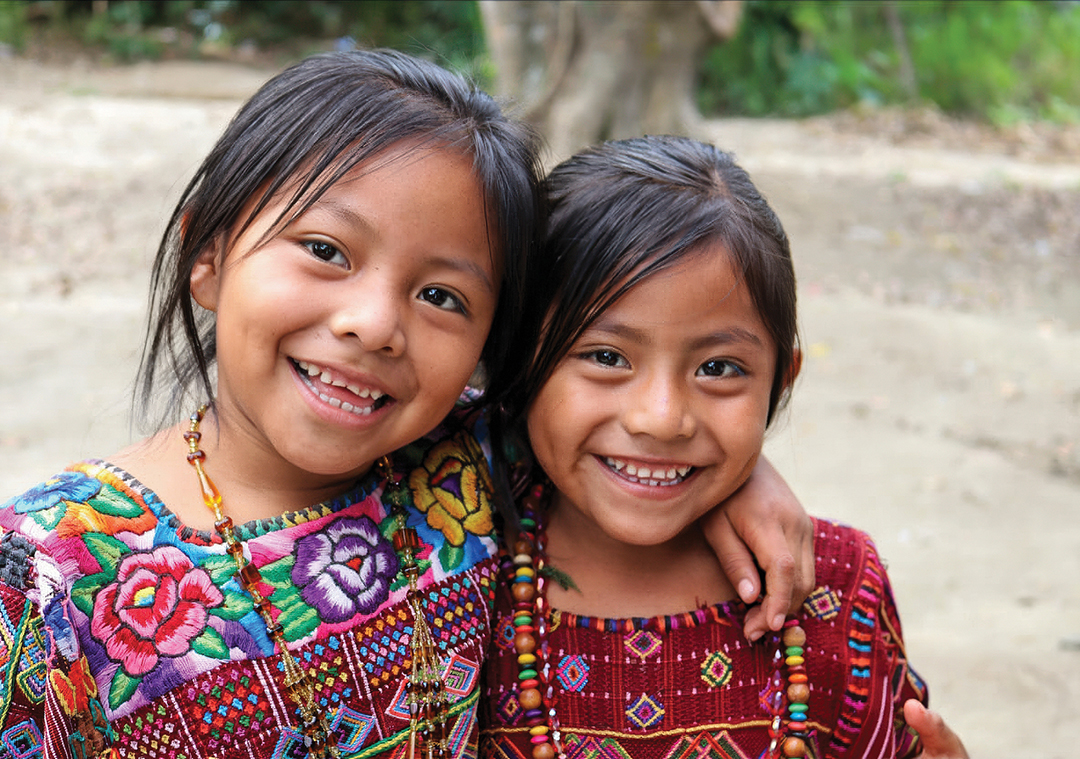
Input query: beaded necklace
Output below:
<box><xmin>502</xmin><ymin>482</ymin><xmax>811</xmax><ymax>759</ymax></box>
<box><xmin>185</xmin><ymin>405</ymin><xmax>449</xmax><ymax>759</ymax></box>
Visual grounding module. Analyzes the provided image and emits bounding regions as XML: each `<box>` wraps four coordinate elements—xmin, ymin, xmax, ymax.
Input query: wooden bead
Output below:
<box><xmin>531</xmin><ymin>741</ymin><xmax>555</xmax><ymax>759</ymax></box>
<box><xmin>518</xmin><ymin>687</ymin><xmax>542</xmax><ymax>710</ymax></box>
<box><xmin>514</xmin><ymin>632</ymin><xmax>537</xmax><ymax>654</ymax></box>
<box><xmin>512</xmin><ymin>582</ymin><xmax>536</xmax><ymax>602</ymax></box>
<box><xmin>514</xmin><ymin>539</ymin><xmax>533</xmax><ymax>556</ymax></box>
<box><xmin>787</xmin><ymin>682</ymin><xmax>811</xmax><ymax>703</ymax></box>
<box><xmin>781</xmin><ymin>735</ymin><xmax>807</xmax><ymax>757</ymax></box>
<box><xmin>782</xmin><ymin>625</ymin><xmax>806</xmax><ymax>648</ymax></box>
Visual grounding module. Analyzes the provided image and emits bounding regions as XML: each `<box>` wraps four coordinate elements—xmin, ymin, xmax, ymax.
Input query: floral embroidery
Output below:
<box><xmin>11</xmin><ymin>471</ymin><xmax>101</xmax><ymax>514</ymax></box>
<box><xmin>410</xmin><ymin>433</ymin><xmax>494</xmax><ymax>550</ymax></box>
<box><xmin>291</xmin><ymin>515</ymin><xmax>399</xmax><ymax>623</ymax></box>
<box><xmin>90</xmin><ymin>546</ymin><xmax>223</xmax><ymax>677</ymax></box>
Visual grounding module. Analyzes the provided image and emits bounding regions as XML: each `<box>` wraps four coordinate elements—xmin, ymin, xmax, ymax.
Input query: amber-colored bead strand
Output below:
<box><xmin>185</xmin><ymin>406</ymin><xmax>340</xmax><ymax>759</ymax></box>
<box><xmin>383</xmin><ymin>459</ymin><xmax>450</xmax><ymax>759</ymax></box>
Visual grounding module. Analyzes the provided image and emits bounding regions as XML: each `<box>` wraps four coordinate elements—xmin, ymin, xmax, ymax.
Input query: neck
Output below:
<box><xmin>542</xmin><ymin>490</ymin><xmax>737</xmax><ymax>619</ymax></box>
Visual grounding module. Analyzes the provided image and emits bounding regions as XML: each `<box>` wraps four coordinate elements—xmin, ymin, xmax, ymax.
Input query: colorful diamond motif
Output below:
<box><xmin>563</xmin><ymin>734</ymin><xmax>633</xmax><ymax>759</ymax></box>
<box><xmin>624</xmin><ymin>630</ymin><xmax>663</xmax><ymax>662</ymax></box>
<box><xmin>495</xmin><ymin>617</ymin><xmax>516</xmax><ymax>651</ymax></box>
<box><xmin>661</xmin><ymin>730</ymin><xmax>750</xmax><ymax>759</ymax></box>
<box><xmin>386</xmin><ymin>678</ymin><xmax>412</xmax><ymax>722</ymax></box>
<box><xmin>556</xmin><ymin>654</ymin><xmax>590</xmax><ymax>692</ymax></box>
<box><xmin>804</xmin><ymin>586</ymin><xmax>841</xmax><ymax>621</ymax></box>
<box><xmin>700</xmin><ymin>650</ymin><xmax>734</xmax><ymax>688</ymax></box>
<box><xmin>331</xmin><ymin>706</ymin><xmax>375</xmax><ymax>752</ymax></box>
<box><xmin>442</xmin><ymin>653</ymin><xmax>479</xmax><ymax>698</ymax></box>
<box><xmin>625</xmin><ymin>693</ymin><xmax>665</xmax><ymax>729</ymax></box>
<box><xmin>496</xmin><ymin>689</ymin><xmax>522</xmax><ymax>725</ymax></box>
<box><xmin>1</xmin><ymin>719</ymin><xmax>43</xmax><ymax>759</ymax></box>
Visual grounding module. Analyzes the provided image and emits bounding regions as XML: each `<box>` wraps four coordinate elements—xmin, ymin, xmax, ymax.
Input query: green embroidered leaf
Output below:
<box><xmin>82</xmin><ymin>533</ymin><xmax>128</xmax><ymax>573</ymax></box>
<box><xmin>70</xmin><ymin>575</ymin><xmax>107</xmax><ymax>617</ymax></box>
<box><xmin>258</xmin><ymin>556</ymin><xmax>294</xmax><ymax>589</ymax></box>
<box><xmin>438</xmin><ymin>541</ymin><xmax>465</xmax><ymax>570</ymax></box>
<box><xmin>191</xmin><ymin>626</ymin><xmax>230</xmax><ymax>659</ymax></box>
<box><xmin>276</xmin><ymin>597</ymin><xmax>320</xmax><ymax>641</ymax></box>
<box><xmin>29</xmin><ymin>503</ymin><xmax>64</xmax><ymax>531</ymax></box>
<box><xmin>214</xmin><ymin>588</ymin><xmax>252</xmax><ymax>621</ymax></box>
<box><xmin>87</xmin><ymin>486</ymin><xmax>147</xmax><ymax>519</ymax></box>
<box><xmin>201</xmin><ymin>554</ymin><xmax>237</xmax><ymax>586</ymax></box>
<box><xmin>109</xmin><ymin>669</ymin><xmax>141</xmax><ymax>711</ymax></box>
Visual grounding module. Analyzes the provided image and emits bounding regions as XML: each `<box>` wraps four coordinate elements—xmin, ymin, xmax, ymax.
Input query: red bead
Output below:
<box><xmin>186</xmin><ymin>450</ymin><xmax>206</xmax><ymax>462</ymax></box>
<box><xmin>239</xmin><ymin>563</ymin><xmax>262</xmax><ymax>586</ymax></box>
<box><xmin>393</xmin><ymin>527</ymin><xmax>419</xmax><ymax>551</ymax></box>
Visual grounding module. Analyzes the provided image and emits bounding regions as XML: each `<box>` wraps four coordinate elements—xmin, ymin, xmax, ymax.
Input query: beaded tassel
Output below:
<box><xmin>185</xmin><ymin>406</ymin><xmax>341</xmax><ymax>759</ymax></box>
<box><xmin>780</xmin><ymin>619</ymin><xmax>810</xmax><ymax>757</ymax></box>
<box><xmin>382</xmin><ymin>460</ymin><xmax>451</xmax><ymax>759</ymax></box>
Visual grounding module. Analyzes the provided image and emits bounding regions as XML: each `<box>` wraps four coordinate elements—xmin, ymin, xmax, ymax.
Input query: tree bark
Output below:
<box><xmin>479</xmin><ymin>0</ymin><xmax>744</xmax><ymax>163</ymax></box>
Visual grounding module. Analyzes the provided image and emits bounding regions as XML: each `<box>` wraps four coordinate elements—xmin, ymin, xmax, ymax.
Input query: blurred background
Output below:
<box><xmin>1</xmin><ymin>2</ymin><xmax>1079</xmax><ymax>756</ymax></box>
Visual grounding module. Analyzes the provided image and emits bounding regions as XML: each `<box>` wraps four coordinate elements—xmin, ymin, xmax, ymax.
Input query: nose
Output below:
<box><xmin>620</xmin><ymin>371</ymin><xmax>696</xmax><ymax>440</ymax></box>
<box><xmin>327</xmin><ymin>279</ymin><xmax>407</xmax><ymax>356</ymax></box>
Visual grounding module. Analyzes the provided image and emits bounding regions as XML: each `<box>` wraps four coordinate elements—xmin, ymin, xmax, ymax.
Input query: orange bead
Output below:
<box><xmin>789</xmin><ymin>673</ymin><xmax>808</xmax><ymax>683</ymax></box>
<box><xmin>787</xmin><ymin>683</ymin><xmax>810</xmax><ymax>703</ymax></box>
<box><xmin>514</xmin><ymin>540</ymin><xmax>533</xmax><ymax>556</ymax></box>
<box><xmin>781</xmin><ymin>736</ymin><xmax>807</xmax><ymax>757</ymax></box>
<box><xmin>514</xmin><ymin>632</ymin><xmax>537</xmax><ymax>654</ymax></box>
<box><xmin>518</xmin><ymin>688</ymin><xmax>542</xmax><ymax>710</ymax></box>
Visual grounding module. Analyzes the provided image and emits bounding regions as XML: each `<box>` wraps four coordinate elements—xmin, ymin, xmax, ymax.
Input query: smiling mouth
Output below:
<box><xmin>292</xmin><ymin>359</ymin><xmax>392</xmax><ymax>416</ymax></box>
<box><xmin>603</xmin><ymin>457</ymin><xmax>694</xmax><ymax>487</ymax></box>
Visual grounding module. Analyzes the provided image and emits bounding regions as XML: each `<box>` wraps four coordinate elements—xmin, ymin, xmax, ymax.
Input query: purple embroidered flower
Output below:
<box><xmin>291</xmin><ymin>516</ymin><xmax>400</xmax><ymax>623</ymax></box>
<box><xmin>13</xmin><ymin>471</ymin><xmax>101</xmax><ymax>513</ymax></box>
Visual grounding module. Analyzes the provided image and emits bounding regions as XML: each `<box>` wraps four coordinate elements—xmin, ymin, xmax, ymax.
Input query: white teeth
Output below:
<box><xmin>604</xmin><ymin>456</ymin><xmax>692</xmax><ymax>486</ymax></box>
<box><xmin>341</xmin><ymin>402</ymin><xmax>354</xmax><ymax>412</ymax></box>
<box><xmin>295</xmin><ymin>360</ymin><xmax>387</xmax><ymax>405</ymax></box>
<box><xmin>327</xmin><ymin>397</ymin><xmax>341</xmax><ymax>408</ymax></box>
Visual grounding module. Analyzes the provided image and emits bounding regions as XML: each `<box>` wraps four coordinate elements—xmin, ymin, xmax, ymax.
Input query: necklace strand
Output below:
<box><xmin>185</xmin><ymin>405</ymin><xmax>449</xmax><ymax>759</ymax></box>
<box><xmin>504</xmin><ymin>481</ymin><xmax>811</xmax><ymax>759</ymax></box>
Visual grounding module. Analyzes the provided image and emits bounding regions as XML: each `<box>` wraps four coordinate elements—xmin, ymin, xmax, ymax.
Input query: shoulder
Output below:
<box><xmin>808</xmin><ymin>517</ymin><xmax>888</xmax><ymax>594</ymax></box>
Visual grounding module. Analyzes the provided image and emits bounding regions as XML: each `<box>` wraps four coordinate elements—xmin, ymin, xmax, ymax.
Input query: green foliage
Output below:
<box><xmin>0</xmin><ymin>0</ymin><xmax>29</xmax><ymax>49</ymax></box>
<box><xmin>698</xmin><ymin>0</ymin><xmax>1080</xmax><ymax>124</ymax></box>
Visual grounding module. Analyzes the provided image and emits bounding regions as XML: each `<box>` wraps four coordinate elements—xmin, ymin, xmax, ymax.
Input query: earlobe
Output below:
<box><xmin>189</xmin><ymin>246</ymin><xmax>222</xmax><ymax>312</ymax></box>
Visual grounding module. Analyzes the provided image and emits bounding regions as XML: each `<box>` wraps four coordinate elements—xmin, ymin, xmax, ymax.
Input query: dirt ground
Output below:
<box><xmin>2</xmin><ymin>57</ymin><xmax>1078</xmax><ymax>758</ymax></box>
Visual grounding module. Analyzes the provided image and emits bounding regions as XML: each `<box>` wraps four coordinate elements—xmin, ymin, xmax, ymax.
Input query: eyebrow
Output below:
<box><xmin>308</xmin><ymin>199</ymin><xmax>497</xmax><ymax>295</ymax></box>
<box><xmin>588</xmin><ymin>320</ymin><xmax>766</xmax><ymax>350</ymax></box>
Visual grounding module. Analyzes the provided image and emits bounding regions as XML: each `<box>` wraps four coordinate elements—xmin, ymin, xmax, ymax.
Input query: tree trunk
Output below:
<box><xmin>479</xmin><ymin>0</ymin><xmax>744</xmax><ymax>164</ymax></box>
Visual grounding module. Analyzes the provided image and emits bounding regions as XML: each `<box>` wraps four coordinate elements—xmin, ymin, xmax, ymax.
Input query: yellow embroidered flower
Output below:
<box><xmin>409</xmin><ymin>433</ymin><xmax>494</xmax><ymax>546</ymax></box>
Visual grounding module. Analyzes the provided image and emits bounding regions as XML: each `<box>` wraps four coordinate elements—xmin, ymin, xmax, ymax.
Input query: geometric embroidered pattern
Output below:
<box><xmin>555</xmin><ymin>655</ymin><xmax>590</xmax><ymax>693</ymax></box>
<box><xmin>354</xmin><ymin>607</ymin><xmax>412</xmax><ymax>687</ymax></box>
<box><xmin>425</xmin><ymin>579</ymin><xmax>487</xmax><ymax>652</ymax></box>
<box><xmin>446</xmin><ymin>701</ymin><xmax>476</xmax><ymax>759</ymax></box>
<box><xmin>15</xmin><ymin>616</ymin><xmax>47</xmax><ymax>705</ymax></box>
<box><xmin>496</xmin><ymin>689</ymin><xmax>522</xmax><ymax>725</ymax></box>
<box><xmin>1</xmin><ymin>718</ymin><xmax>44</xmax><ymax>759</ymax></box>
<box><xmin>187</xmin><ymin>667</ymin><xmax>272</xmax><ymax>751</ymax></box>
<box><xmin>563</xmin><ymin>733</ymin><xmax>633</xmax><ymax>759</ymax></box>
<box><xmin>494</xmin><ymin>617</ymin><xmax>516</xmax><ymax>652</ymax></box>
<box><xmin>442</xmin><ymin>653</ymin><xmax>479</xmax><ymax>699</ymax></box>
<box><xmin>386</xmin><ymin>677</ymin><xmax>412</xmax><ymax>723</ymax></box>
<box><xmin>624</xmin><ymin>630</ymin><xmax>662</xmax><ymax>662</ymax></box>
<box><xmin>804</xmin><ymin>586</ymin><xmax>841</xmax><ymax>621</ymax></box>
<box><xmin>300</xmin><ymin>636</ymin><xmax>353</xmax><ymax>711</ymax></box>
<box><xmin>699</xmin><ymin>650</ymin><xmax>734</xmax><ymax>689</ymax></box>
<box><xmin>330</xmin><ymin>705</ymin><xmax>376</xmax><ymax>753</ymax></box>
<box><xmin>661</xmin><ymin>730</ymin><xmax>751</xmax><ymax>759</ymax></box>
<box><xmin>116</xmin><ymin>700</ymin><xmax>188</xmax><ymax>759</ymax></box>
<box><xmin>625</xmin><ymin>693</ymin><xmax>665</xmax><ymax>730</ymax></box>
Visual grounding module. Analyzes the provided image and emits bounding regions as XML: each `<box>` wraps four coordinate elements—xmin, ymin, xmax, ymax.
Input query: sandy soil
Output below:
<box><xmin>2</xmin><ymin>57</ymin><xmax>1078</xmax><ymax>757</ymax></box>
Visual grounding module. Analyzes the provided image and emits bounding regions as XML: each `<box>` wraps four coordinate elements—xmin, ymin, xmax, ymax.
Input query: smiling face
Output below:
<box><xmin>189</xmin><ymin>145</ymin><xmax>499</xmax><ymax>491</ymax></box>
<box><xmin>526</xmin><ymin>246</ymin><xmax>781</xmax><ymax>551</ymax></box>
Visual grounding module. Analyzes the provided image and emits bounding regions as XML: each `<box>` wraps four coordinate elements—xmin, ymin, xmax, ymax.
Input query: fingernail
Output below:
<box><xmin>771</xmin><ymin>614</ymin><xmax>785</xmax><ymax>630</ymax></box>
<box><xmin>737</xmin><ymin>579</ymin><xmax>755</xmax><ymax>602</ymax></box>
<box><xmin>748</xmin><ymin>628</ymin><xmax>763</xmax><ymax>643</ymax></box>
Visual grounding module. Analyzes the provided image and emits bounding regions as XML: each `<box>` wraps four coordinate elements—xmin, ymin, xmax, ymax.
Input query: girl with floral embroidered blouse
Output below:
<box><xmin>482</xmin><ymin>136</ymin><xmax>967</xmax><ymax>759</ymax></box>
<box><xmin>0</xmin><ymin>52</ymin><xmax>814</xmax><ymax>759</ymax></box>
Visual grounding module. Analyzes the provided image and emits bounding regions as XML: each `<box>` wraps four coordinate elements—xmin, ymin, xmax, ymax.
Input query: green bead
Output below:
<box><xmin>785</xmin><ymin>646</ymin><xmax>804</xmax><ymax>657</ymax></box>
<box><xmin>513</xmin><ymin>615</ymin><xmax>533</xmax><ymax>627</ymax></box>
<box><xmin>789</xmin><ymin>703</ymin><xmax>808</xmax><ymax>713</ymax></box>
<box><xmin>518</xmin><ymin>668</ymin><xmax>537</xmax><ymax>680</ymax></box>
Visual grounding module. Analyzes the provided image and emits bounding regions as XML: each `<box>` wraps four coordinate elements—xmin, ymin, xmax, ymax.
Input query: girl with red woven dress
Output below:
<box><xmin>481</xmin><ymin>136</ymin><xmax>968</xmax><ymax>759</ymax></box>
<box><xmin>0</xmin><ymin>52</ymin><xmax>816</xmax><ymax>759</ymax></box>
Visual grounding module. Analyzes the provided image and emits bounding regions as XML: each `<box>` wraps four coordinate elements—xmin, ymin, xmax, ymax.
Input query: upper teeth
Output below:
<box><xmin>297</xmin><ymin>360</ymin><xmax>385</xmax><ymax>401</ymax></box>
<box><xmin>605</xmin><ymin>457</ymin><xmax>691</xmax><ymax>484</ymax></box>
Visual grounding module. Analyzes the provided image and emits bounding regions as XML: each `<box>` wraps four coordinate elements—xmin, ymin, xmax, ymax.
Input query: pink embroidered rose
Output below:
<box><xmin>91</xmin><ymin>545</ymin><xmax>223</xmax><ymax>676</ymax></box>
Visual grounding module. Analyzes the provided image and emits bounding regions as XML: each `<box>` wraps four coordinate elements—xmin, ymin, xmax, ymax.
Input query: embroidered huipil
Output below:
<box><xmin>481</xmin><ymin>519</ymin><xmax>928</xmax><ymax>759</ymax></box>
<box><xmin>0</xmin><ymin>408</ymin><xmax>498</xmax><ymax>759</ymax></box>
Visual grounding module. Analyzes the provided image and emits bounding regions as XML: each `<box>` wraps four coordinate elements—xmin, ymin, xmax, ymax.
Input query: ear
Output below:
<box><xmin>783</xmin><ymin>346</ymin><xmax>803</xmax><ymax>391</ymax></box>
<box><xmin>189</xmin><ymin>244</ymin><xmax>223</xmax><ymax>312</ymax></box>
